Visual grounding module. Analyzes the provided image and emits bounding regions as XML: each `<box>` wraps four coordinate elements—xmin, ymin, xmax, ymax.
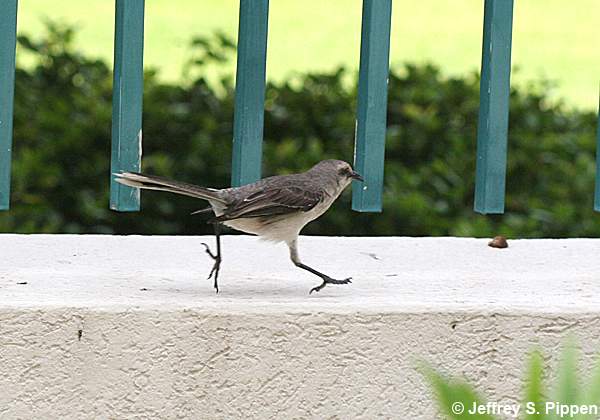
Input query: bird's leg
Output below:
<box><xmin>201</xmin><ymin>221</ymin><xmax>222</xmax><ymax>293</ymax></box>
<box><xmin>297</xmin><ymin>262</ymin><xmax>353</xmax><ymax>294</ymax></box>
<box><xmin>287</xmin><ymin>239</ymin><xmax>352</xmax><ymax>294</ymax></box>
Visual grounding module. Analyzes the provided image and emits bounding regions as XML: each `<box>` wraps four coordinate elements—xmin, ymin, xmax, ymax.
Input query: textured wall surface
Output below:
<box><xmin>1</xmin><ymin>235</ymin><xmax>600</xmax><ymax>419</ymax></box>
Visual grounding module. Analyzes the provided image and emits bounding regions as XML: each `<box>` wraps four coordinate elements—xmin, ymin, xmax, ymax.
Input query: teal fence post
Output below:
<box><xmin>352</xmin><ymin>0</ymin><xmax>392</xmax><ymax>213</ymax></box>
<box><xmin>231</xmin><ymin>0</ymin><xmax>269</xmax><ymax>187</ymax></box>
<box><xmin>0</xmin><ymin>0</ymin><xmax>18</xmax><ymax>211</ymax></box>
<box><xmin>595</xmin><ymin>93</ymin><xmax>600</xmax><ymax>211</ymax></box>
<box><xmin>110</xmin><ymin>0</ymin><xmax>145</xmax><ymax>211</ymax></box>
<box><xmin>474</xmin><ymin>0</ymin><xmax>514</xmax><ymax>214</ymax></box>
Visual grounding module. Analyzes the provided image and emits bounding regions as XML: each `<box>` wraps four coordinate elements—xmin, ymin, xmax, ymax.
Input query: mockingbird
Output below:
<box><xmin>114</xmin><ymin>159</ymin><xmax>363</xmax><ymax>294</ymax></box>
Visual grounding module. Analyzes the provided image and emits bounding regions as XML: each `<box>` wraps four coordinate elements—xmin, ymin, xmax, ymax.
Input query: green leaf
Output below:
<box><xmin>523</xmin><ymin>349</ymin><xmax>546</xmax><ymax>420</ymax></box>
<box><xmin>549</xmin><ymin>338</ymin><xmax>579</xmax><ymax>420</ymax></box>
<box><xmin>579</xmin><ymin>354</ymin><xmax>600</xmax><ymax>420</ymax></box>
<box><xmin>554</xmin><ymin>339</ymin><xmax>579</xmax><ymax>406</ymax></box>
<box><xmin>421</xmin><ymin>365</ymin><xmax>497</xmax><ymax>420</ymax></box>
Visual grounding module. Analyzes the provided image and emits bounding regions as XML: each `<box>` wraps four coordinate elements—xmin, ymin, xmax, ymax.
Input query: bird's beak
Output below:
<box><xmin>350</xmin><ymin>171</ymin><xmax>364</xmax><ymax>182</ymax></box>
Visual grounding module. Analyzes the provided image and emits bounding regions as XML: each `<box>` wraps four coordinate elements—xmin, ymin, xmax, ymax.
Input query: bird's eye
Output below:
<box><xmin>338</xmin><ymin>167</ymin><xmax>350</xmax><ymax>176</ymax></box>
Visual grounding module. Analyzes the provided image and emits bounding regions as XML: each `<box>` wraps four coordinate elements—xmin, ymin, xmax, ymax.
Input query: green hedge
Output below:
<box><xmin>1</xmin><ymin>24</ymin><xmax>598</xmax><ymax>237</ymax></box>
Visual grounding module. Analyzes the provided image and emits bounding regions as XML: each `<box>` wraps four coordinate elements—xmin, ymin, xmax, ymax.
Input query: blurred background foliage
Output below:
<box><xmin>1</xmin><ymin>24</ymin><xmax>598</xmax><ymax>237</ymax></box>
<box><xmin>424</xmin><ymin>340</ymin><xmax>600</xmax><ymax>420</ymax></box>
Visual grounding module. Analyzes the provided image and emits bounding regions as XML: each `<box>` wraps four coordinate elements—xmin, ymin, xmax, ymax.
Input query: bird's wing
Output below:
<box><xmin>215</xmin><ymin>185</ymin><xmax>324</xmax><ymax>221</ymax></box>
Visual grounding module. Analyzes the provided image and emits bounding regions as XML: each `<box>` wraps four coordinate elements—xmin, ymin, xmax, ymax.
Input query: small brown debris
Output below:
<box><xmin>488</xmin><ymin>235</ymin><xmax>508</xmax><ymax>249</ymax></box>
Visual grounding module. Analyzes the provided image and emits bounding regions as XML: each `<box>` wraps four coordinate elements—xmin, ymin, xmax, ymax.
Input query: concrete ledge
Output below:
<box><xmin>1</xmin><ymin>235</ymin><xmax>600</xmax><ymax>418</ymax></box>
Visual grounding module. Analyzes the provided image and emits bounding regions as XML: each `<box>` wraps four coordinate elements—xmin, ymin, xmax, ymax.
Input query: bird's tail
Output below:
<box><xmin>114</xmin><ymin>172</ymin><xmax>227</xmax><ymax>203</ymax></box>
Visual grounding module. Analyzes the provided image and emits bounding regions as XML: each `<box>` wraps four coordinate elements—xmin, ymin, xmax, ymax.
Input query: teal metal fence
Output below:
<box><xmin>0</xmin><ymin>0</ymin><xmax>17</xmax><ymax>211</ymax></box>
<box><xmin>352</xmin><ymin>0</ymin><xmax>392</xmax><ymax>212</ymax></box>
<box><xmin>596</xmin><ymin>100</ymin><xmax>600</xmax><ymax>211</ymax></box>
<box><xmin>110</xmin><ymin>0</ymin><xmax>145</xmax><ymax>212</ymax></box>
<box><xmin>231</xmin><ymin>0</ymin><xmax>269</xmax><ymax>188</ymax></box>
<box><xmin>474</xmin><ymin>0</ymin><xmax>513</xmax><ymax>214</ymax></box>
<box><xmin>1</xmin><ymin>0</ymin><xmax>599</xmax><ymax>215</ymax></box>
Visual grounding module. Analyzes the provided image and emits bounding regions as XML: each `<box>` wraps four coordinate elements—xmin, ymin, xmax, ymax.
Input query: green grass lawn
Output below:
<box><xmin>17</xmin><ymin>0</ymin><xmax>600</xmax><ymax>109</ymax></box>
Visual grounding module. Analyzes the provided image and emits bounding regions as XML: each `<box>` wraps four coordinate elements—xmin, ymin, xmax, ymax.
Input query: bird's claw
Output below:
<box><xmin>207</xmin><ymin>258</ymin><xmax>221</xmax><ymax>280</ymax></box>
<box><xmin>309</xmin><ymin>277</ymin><xmax>352</xmax><ymax>294</ymax></box>
<box><xmin>201</xmin><ymin>242</ymin><xmax>221</xmax><ymax>293</ymax></box>
<box><xmin>201</xmin><ymin>242</ymin><xmax>217</xmax><ymax>259</ymax></box>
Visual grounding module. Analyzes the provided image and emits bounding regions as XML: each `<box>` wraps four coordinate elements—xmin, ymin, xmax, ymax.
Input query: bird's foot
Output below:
<box><xmin>201</xmin><ymin>243</ymin><xmax>221</xmax><ymax>293</ymax></box>
<box><xmin>309</xmin><ymin>276</ymin><xmax>352</xmax><ymax>294</ymax></box>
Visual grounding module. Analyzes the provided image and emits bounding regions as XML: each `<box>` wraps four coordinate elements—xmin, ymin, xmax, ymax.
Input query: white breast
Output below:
<box><xmin>222</xmin><ymin>194</ymin><xmax>338</xmax><ymax>243</ymax></box>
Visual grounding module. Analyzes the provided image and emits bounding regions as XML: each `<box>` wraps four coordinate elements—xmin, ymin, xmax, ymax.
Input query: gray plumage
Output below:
<box><xmin>114</xmin><ymin>159</ymin><xmax>363</xmax><ymax>293</ymax></box>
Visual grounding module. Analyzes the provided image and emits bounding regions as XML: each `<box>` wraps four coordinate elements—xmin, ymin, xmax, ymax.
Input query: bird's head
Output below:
<box><xmin>310</xmin><ymin>159</ymin><xmax>364</xmax><ymax>189</ymax></box>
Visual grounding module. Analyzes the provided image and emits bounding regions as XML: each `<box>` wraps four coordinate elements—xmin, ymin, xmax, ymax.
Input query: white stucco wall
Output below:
<box><xmin>1</xmin><ymin>234</ymin><xmax>600</xmax><ymax>418</ymax></box>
